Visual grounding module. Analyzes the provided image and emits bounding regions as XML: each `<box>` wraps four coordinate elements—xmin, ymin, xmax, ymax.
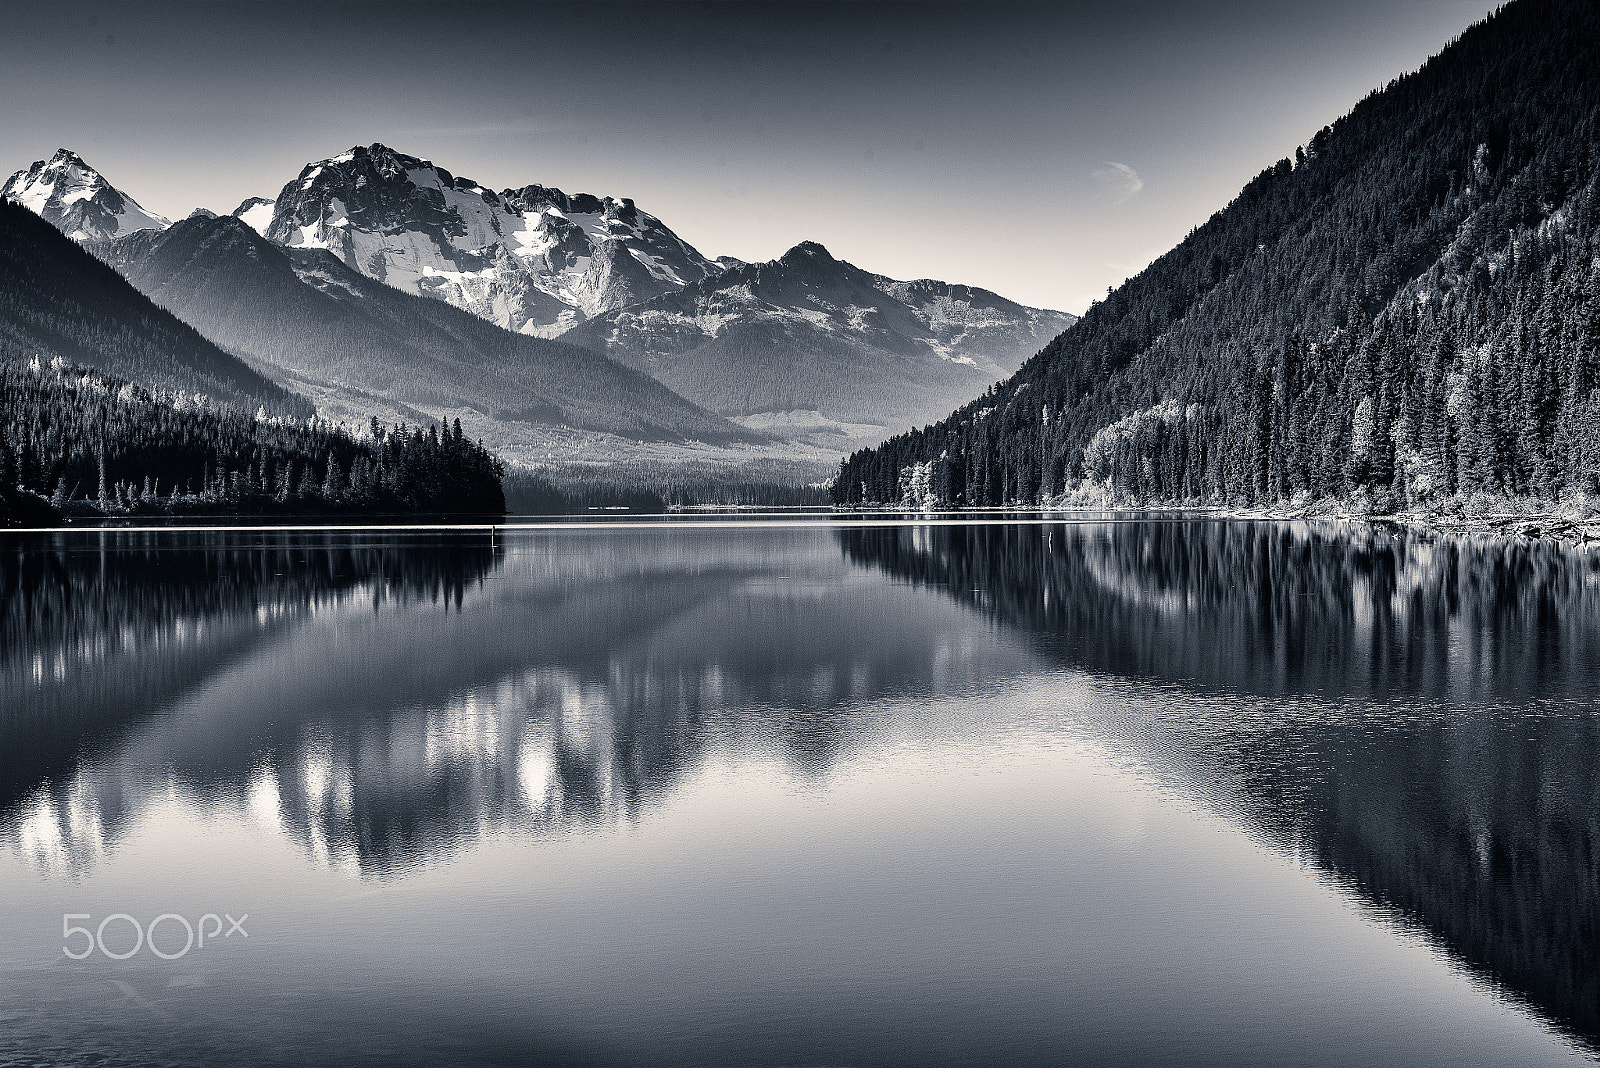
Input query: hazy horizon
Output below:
<box><xmin>4</xmin><ymin>1</ymin><xmax>1500</xmax><ymax>313</ymax></box>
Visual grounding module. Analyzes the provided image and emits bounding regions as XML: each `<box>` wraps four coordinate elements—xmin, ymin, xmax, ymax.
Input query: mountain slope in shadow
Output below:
<box><xmin>103</xmin><ymin>214</ymin><xmax>755</xmax><ymax>455</ymax></box>
<box><xmin>0</xmin><ymin>199</ymin><xmax>308</xmax><ymax>417</ymax></box>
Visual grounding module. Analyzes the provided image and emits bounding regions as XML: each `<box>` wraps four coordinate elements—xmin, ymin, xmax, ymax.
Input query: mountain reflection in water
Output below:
<box><xmin>1</xmin><ymin>520</ymin><xmax>1597</xmax><ymax>1062</ymax></box>
<box><xmin>0</xmin><ymin>527</ymin><xmax>1027</xmax><ymax>879</ymax></box>
<box><xmin>840</xmin><ymin>520</ymin><xmax>1600</xmax><ymax>1050</ymax></box>
<box><xmin>0</xmin><ymin>530</ymin><xmax>502</xmax><ymax>870</ymax></box>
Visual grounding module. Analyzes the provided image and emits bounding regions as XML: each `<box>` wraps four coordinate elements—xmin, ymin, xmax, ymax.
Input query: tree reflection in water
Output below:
<box><xmin>839</xmin><ymin>520</ymin><xmax>1600</xmax><ymax>1050</ymax></box>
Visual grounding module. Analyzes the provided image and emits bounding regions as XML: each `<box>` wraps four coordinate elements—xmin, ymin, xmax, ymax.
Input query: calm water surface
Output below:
<box><xmin>1</xmin><ymin>519</ymin><xmax>1597</xmax><ymax>1066</ymax></box>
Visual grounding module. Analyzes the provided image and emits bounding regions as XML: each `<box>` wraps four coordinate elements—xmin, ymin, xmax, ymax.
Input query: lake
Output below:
<box><xmin>1</xmin><ymin>518</ymin><xmax>1597</xmax><ymax>1066</ymax></box>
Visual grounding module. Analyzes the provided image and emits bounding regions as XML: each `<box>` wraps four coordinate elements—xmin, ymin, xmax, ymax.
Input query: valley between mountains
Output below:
<box><xmin>1</xmin><ymin>144</ymin><xmax>1072</xmax><ymax>496</ymax></box>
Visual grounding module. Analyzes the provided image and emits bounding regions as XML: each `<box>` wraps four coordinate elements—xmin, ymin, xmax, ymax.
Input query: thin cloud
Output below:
<box><xmin>1092</xmin><ymin>161</ymin><xmax>1144</xmax><ymax>202</ymax></box>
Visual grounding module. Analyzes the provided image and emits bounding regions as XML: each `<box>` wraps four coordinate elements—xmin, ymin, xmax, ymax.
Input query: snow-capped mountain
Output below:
<box><xmin>244</xmin><ymin>143</ymin><xmax>722</xmax><ymax>336</ymax></box>
<box><xmin>5</xmin><ymin>142</ymin><xmax>1077</xmax><ymax>457</ymax></box>
<box><xmin>1</xmin><ymin>149</ymin><xmax>169</xmax><ymax>242</ymax></box>
<box><xmin>563</xmin><ymin>241</ymin><xmax>1078</xmax><ymax>448</ymax></box>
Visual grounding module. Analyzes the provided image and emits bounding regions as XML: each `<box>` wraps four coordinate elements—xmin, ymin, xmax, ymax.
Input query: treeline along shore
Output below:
<box><xmin>0</xmin><ymin>359</ymin><xmax>505</xmax><ymax>525</ymax></box>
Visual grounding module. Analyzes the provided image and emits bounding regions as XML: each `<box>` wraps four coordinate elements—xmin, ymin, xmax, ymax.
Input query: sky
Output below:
<box><xmin>0</xmin><ymin>0</ymin><xmax>1502</xmax><ymax>314</ymax></box>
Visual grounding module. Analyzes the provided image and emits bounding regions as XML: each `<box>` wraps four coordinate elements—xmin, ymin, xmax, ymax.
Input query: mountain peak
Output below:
<box><xmin>780</xmin><ymin>241</ymin><xmax>836</xmax><ymax>265</ymax></box>
<box><xmin>25</xmin><ymin>148</ymin><xmax>104</xmax><ymax>188</ymax></box>
<box><xmin>358</xmin><ymin>142</ymin><xmax>420</xmax><ymax>166</ymax></box>
<box><xmin>46</xmin><ymin>147</ymin><xmax>91</xmax><ymax>169</ymax></box>
<box><xmin>1</xmin><ymin>148</ymin><xmax>169</xmax><ymax>242</ymax></box>
<box><xmin>295</xmin><ymin>143</ymin><xmax>432</xmax><ymax>179</ymax></box>
<box><xmin>562</xmin><ymin>237</ymin><xmax>1077</xmax><ymax>451</ymax></box>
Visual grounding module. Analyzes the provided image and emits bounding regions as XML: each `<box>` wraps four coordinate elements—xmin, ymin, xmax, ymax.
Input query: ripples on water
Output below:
<box><xmin>0</xmin><ymin>520</ymin><xmax>1596</xmax><ymax>1066</ymax></box>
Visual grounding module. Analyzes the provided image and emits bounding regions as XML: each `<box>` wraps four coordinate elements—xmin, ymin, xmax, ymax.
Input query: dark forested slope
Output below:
<box><xmin>0</xmin><ymin>198</ymin><xmax>309</xmax><ymax>419</ymax></box>
<box><xmin>835</xmin><ymin>0</ymin><xmax>1600</xmax><ymax>510</ymax></box>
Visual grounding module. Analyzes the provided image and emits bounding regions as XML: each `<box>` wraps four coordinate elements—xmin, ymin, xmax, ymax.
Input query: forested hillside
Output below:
<box><xmin>0</xmin><ymin>359</ymin><xmax>504</xmax><ymax>519</ymax></box>
<box><xmin>834</xmin><ymin>0</ymin><xmax>1600</xmax><ymax>511</ymax></box>
<box><xmin>0</xmin><ymin>198</ymin><xmax>309</xmax><ymax>419</ymax></box>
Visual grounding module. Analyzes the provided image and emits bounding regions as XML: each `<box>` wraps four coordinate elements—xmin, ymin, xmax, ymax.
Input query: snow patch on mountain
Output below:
<box><xmin>233</xmin><ymin>197</ymin><xmax>276</xmax><ymax>235</ymax></box>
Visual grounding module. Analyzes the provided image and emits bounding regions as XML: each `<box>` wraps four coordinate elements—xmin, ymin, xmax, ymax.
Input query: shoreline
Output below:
<box><xmin>830</xmin><ymin>501</ymin><xmax>1600</xmax><ymax>546</ymax></box>
<box><xmin>1144</xmin><ymin>503</ymin><xmax>1600</xmax><ymax>545</ymax></box>
<box><xmin>3</xmin><ymin>503</ymin><xmax>1597</xmax><ymax>546</ymax></box>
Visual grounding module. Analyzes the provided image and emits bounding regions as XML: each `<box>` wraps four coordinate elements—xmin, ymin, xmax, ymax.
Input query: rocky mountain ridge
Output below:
<box><xmin>564</xmin><ymin>241</ymin><xmax>1077</xmax><ymax>448</ymax></box>
<box><xmin>245</xmin><ymin>143</ymin><xmax>722</xmax><ymax>337</ymax></box>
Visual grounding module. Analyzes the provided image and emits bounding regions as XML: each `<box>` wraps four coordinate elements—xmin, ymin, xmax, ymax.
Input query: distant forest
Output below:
<box><xmin>0</xmin><ymin>360</ymin><xmax>505</xmax><ymax>522</ymax></box>
<box><xmin>834</xmin><ymin>0</ymin><xmax>1600</xmax><ymax>513</ymax></box>
<box><xmin>504</xmin><ymin>460</ymin><xmax>830</xmax><ymax>514</ymax></box>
